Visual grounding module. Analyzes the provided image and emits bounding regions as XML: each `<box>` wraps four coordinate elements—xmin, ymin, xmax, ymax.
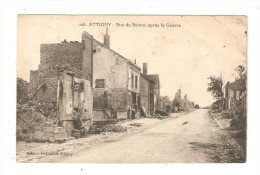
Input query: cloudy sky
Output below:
<box><xmin>17</xmin><ymin>15</ymin><xmax>247</xmax><ymax>107</ymax></box>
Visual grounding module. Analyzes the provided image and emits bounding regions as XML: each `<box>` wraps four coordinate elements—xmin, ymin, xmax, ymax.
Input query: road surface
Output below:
<box><xmin>59</xmin><ymin>109</ymin><xmax>245</xmax><ymax>163</ymax></box>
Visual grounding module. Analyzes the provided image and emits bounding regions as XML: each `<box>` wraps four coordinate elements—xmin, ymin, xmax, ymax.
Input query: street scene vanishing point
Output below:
<box><xmin>17</xmin><ymin>15</ymin><xmax>247</xmax><ymax>163</ymax></box>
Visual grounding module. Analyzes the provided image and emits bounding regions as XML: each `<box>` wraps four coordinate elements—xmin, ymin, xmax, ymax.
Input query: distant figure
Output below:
<box><xmin>175</xmin><ymin>106</ymin><xmax>178</xmax><ymax>113</ymax></box>
<box><xmin>110</xmin><ymin>104</ymin><xmax>117</xmax><ymax>119</ymax></box>
<box><xmin>131</xmin><ymin>104</ymin><xmax>136</xmax><ymax>119</ymax></box>
<box><xmin>127</xmin><ymin>106</ymin><xmax>131</xmax><ymax>119</ymax></box>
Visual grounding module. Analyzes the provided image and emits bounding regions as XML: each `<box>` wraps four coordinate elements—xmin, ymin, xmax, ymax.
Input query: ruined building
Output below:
<box><xmin>173</xmin><ymin>89</ymin><xmax>182</xmax><ymax>112</ymax></box>
<box><xmin>91</xmin><ymin>30</ymin><xmax>161</xmax><ymax>120</ymax></box>
<box><xmin>29</xmin><ymin>31</ymin><xmax>104</xmax><ymax>102</ymax></box>
<box><xmin>29</xmin><ymin>31</ymin><xmax>107</xmax><ymax>131</ymax></box>
<box><xmin>30</xmin><ymin>29</ymin><xmax>162</xmax><ymax>124</ymax></box>
<box><xmin>172</xmin><ymin>89</ymin><xmax>194</xmax><ymax>112</ymax></box>
<box><xmin>92</xmin><ymin>30</ymin><xmax>142</xmax><ymax>120</ymax></box>
<box><xmin>160</xmin><ymin>96</ymin><xmax>172</xmax><ymax>113</ymax></box>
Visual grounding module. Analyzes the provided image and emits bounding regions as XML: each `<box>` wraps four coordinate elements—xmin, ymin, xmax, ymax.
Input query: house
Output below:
<box><xmin>225</xmin><ymin>78</ymin><xmax>247</xmax><ymax>118</ymax></box>
<box><xmin>140</xmin><ymin>63</ymin><xmax>158</xmax><ymax>116</ymax></box>
<box><xmin>172</xmin><ymin>89</ymin><xmax>194</xmax><ymax>112</ymax></box>
<box><xmin>145</xmin><ymin>74</ymin><xmax>161</xmax><ymax>112</ymax></box>
<box><xmin>29</xmin><ymin>29</ymin><xmax>161</xmax><ymax>122</ymax></box>
<box><xmin>140</xmin><ymin>73</ymin><xmax>151</xmax><ymax>116</ymax></box>
<box><xmin>92</xmin><ymin>30</ymin><xmax>141</xmax><ymax>120</ymax></box>
<box><xmin>140</xmin><ymin>63</ymin><xmax>161</xmax><ymax>115</ymax></box>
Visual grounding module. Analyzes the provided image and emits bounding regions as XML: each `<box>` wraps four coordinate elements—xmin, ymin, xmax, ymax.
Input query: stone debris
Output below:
<box><xmin>129</xmin><ymin>123</ymin><xmax>142</xmax><ymax>127</ymax></box>
<box><xmin>155</xmin><ymin>109</ymin><xmax>169</xmax><ymax>116</ymax></box>
<box><xmin>17</xmin><ymin>78</ymin><xmax>29</xmax><ymax>104</ymax></box>
<box><xmin>182</xmin><ymin>121</ymin><xmax>188</xmax><ymax>125</ymax></box>
<box><xmin>89</xmin><ymin>121</ymin><xmax>127</xmax><ymax>134</ymax></box>
<box><xmin>16</xmin><ymin>113</ymin><xmax>183</xmax><ymax>163</ymax></box>
<box><xmin>16</xmin><ymin>102</ymin><xmax>63</xmax><ymax>142</ymax></box>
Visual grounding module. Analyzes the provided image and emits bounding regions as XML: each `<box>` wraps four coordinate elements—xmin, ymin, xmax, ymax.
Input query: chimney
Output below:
<box><xmin>143</xmin><ymin>63</ymin><xmax>148</xmax><ymax>75</ymax></box>
<box><xmin>104</xmin><ymin>27</ymin><xmax>110</xmax><ymax>48</ymax></box>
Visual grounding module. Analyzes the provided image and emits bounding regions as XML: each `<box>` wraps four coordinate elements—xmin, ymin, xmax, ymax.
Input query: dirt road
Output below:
<box><xmin>59</xmin><ymin>109</ymin><xmax>246</xmax><ymax>163</ymax></box>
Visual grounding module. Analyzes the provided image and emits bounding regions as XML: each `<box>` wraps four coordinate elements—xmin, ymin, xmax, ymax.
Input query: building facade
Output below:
<box><xmin>139</xmin><ymin>63</ymin><xmax>161</xmax><ymax>115</ymax></box>
<box><xmin>225</xmin><ymin>78</ymin><xmax>247</xmax><ymax>119</ymax></box>
<box><xmin>92</xmin><ymin>31</ymin><xmax>141</xmax><ymax>120</ymax></box>
<box><xmin>30</xmin><ymin>29</ymin><xmax>163</xmax><ymax>122</ymax></box>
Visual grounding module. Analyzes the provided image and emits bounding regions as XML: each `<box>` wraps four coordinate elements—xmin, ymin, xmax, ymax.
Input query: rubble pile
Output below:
<box><xmin>102</xmin><ymin>124</ymin><xmax>127</xmax><ymax>132</ymax></box>
<box><xmin>17</xmin><ymin>78</ymin><xmax>29</xmax><ymax>104</ymax></box>
<box><xmin>16</xmin><ymin>102</ymin><xmax>63</xmax><ymax>142</ymax></box>
<box><xmin>35</xmin><ymin>102</ymin><xmax>57</xmax><ymax>118</ymax></box>
<box><xmin>129</xmin><ymin>123</ymin><xmax>142</xmax><ymax>127</ymax></box>
<box><xmin>89</xmin><ymin>121</ymin><xmax>127</xmax><ymax>134</ymax></box>
<box><xmin>155</xmin><ymin>110</ymin><xmax>169</xmax><ymax>116</ymax></box>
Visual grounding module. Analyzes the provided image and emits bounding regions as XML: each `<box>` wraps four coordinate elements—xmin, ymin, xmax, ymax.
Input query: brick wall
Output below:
<box><xmin>30</xmin><ymin>33</ymin><xmax>96</xmax><ymax>103</ymax></box>
<box><xmin>40</xmin><ymin>42</ymin><xmax>84</xmax><ymax>72</ymax></box>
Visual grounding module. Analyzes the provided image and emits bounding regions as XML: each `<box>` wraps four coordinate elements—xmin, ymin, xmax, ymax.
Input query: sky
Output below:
<box><xmin>17</xmin><ymin>15</ymin><xmax>247</xmax><ymax>107</ymax></box>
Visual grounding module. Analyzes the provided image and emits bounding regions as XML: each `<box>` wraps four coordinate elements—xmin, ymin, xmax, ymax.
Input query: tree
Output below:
<box><xmin>235</xmin><ymin>65</ymin><xmax>246</xmax><ymax>79</ymax></box>
<box><xmin>207</xmin><ymin>75</ymin><xmax>224</xmax><ymax>100</ymax></box>
<box><xmin>194</xmin><ymin>104</ymin><xmax>200</xmax><ymax>109</ymax></box>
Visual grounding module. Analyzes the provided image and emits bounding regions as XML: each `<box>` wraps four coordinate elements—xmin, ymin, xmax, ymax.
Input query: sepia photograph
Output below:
<box><xmin>16</xmin><ymin>15</ymin><xmax>247</xmax><ymax>163</ymax></box>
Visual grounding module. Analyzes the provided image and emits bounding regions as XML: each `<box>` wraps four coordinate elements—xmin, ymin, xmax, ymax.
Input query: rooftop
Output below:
<box><xmin>226</xmin><ymin>78</ymin><xmax>246</xmax><ymax>91</ymax></box>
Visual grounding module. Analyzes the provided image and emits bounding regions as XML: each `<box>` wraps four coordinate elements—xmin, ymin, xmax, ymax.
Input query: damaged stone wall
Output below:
<box><xmin>57</xmin><ymin>71</ymin><xmax>93</xmax><ymax>132</ymax></box>
<box><xmin>40</xmin><ymin>42</ymin><xmax>84</xmax><ymax>73</ymax></box>
<box><xmin>93</xmin><ymin>88</ymin><xmax>111</xmax><ymax>110</ymax></box>
<box><xmin>30</xmin><ymin>77</ymin><xmax>58</xmax><ymax>103</ymax></box>
<box><xmin>29</xmin><ymin>31</ymin><xmax>100</xmax><ymax>103</ymax></box>
<box><xmin>30</xmin><ymin>42</ymin><xmax>85</xmax><ymax>103</ymax></box>
<box><xmin>93</xmin><ymin>88</ymin><xmax>131</xmax><ymax>121</ymax></box>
